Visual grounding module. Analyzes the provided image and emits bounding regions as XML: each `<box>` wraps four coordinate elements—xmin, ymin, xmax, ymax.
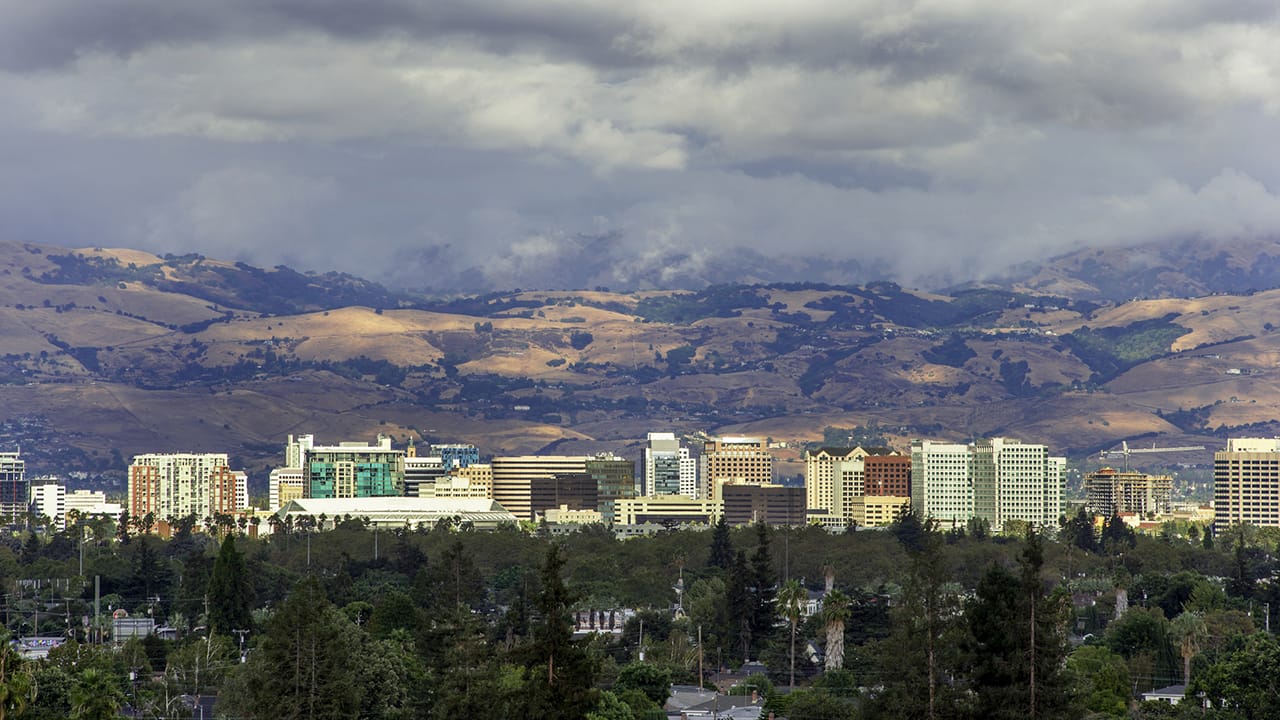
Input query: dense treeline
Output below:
<box><xmin>3</xmin><ymin>512</ymin><xmax>1280</xmax><ymax>718</ymax></box>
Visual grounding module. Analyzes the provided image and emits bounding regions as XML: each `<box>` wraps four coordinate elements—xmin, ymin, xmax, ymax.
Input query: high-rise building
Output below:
<box><xmin>29</xmin><ymin>480</ymin><xmax>66</xmax><ymax>531</ymax></box>
<box><xmin>643</xmin><ymin>433</ymin><xmax>697</xmax><ymax>496</ymax></box>
<box><xmin>530</xmin><ymin>473</ymin><xmax>600</xmax><ymax>520</ymax></box>
<box><xmin>1214</xmin><ymin>438</ymin><xmax>1280</xmax><ymax>533</ymax></box>
<box><xmin>911</xmin><ymin>438</ymin><xmax>1064</xmax><ymax>530</ymax></box>
<box><xmin>587</xmin><ymin>453</ymin><xmax>636</xmax><ymax>523</ymax></box>
<box><xmin>804</xmin><ymin>447</ymin><xmax>864</xmax><ymax>515</ymax></box>
<box><xmin>269</xmin><ymin>468</ymin><xmax>306</xmax><ymax>510</ymax></box>
<box><xmin>0</xmin><ymin>451</ymin><xmax>26</xmax><ymax>524</ymax></box>
<box><xmin>491</xmin><ymin>456</ymin><xmax>590</xmax><ymax>521</ymax></box>
<box><xmin>304</xmin><ymin>434</ymin><xmax>404</xmax><ymax>499</ymax></box>
<box><xmin>701</xmin><ymin>436</ymin><xmax>773</xmax><ymax>500</ymax></box>
<box><xmin>864</xmin><ymin>454</ymin><xmax>911</xmax><ymax>496</ymax></box>
<box><xmin>128</xmin><ymin>453</ymin><xmax>246</xmax><ymax>523</ymax></box>
<box><xmin>722</xmin><ymin>482</ymin><xmax>806</xmax><ymax>526</ymax></box>
<box><xmin>1086</xmin><ymin>468</ymin><xmax>1173</xmax><ymax>518</ymax></box>
<box><xmin>404</xmin><ymin>456</ymin><xmax>447</xmax><ymax>497</ymax></box>
<box><xmin>432</xmin><ymin>444</ymin><xmax>480</xmax><ymax>471</ymax></box>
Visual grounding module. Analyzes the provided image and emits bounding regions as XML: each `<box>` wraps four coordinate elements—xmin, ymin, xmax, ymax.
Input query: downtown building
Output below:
<box><xmin>700</xmin><ymin>436</ymin><xmax>773</xmax><ymax>500</ymax></box>
<box><xmin>290</xmin><ymin>434</ymin><xmax>405</xmax><ymax>499</ymax></box>
<box><xmin>0</xmin><ymin>451</ymin><xmax>26</xmax><ymax>525</ymax></box>
<box><xmin>804</xmin><ymin>447</ymin><xmax>911</xmax><ymax>529</ymax></box>
<box><xmin>642</xmin><ymin>432</ymin><xmax>698</xmax><ymax>497</ymax></box>
<box><xmin>911</xmin><ymin>438</ymin><xmax>1065</xmax><ymax>530</ymax></box>
<box><xmin>491</xmin><ymin>455</ymin><xmax>590</xmax><ymax>521</ymax></box>
<box><xmin>1085</xmin><ymin>467</ymin><xmax>1173</xmax><ymax>518</ymax></box>
<box><xmin>128</xmin><ymin>453</ymin><xmax>247</xmax><ymax>523</ymax></box>
<box><xmin>1213</xmin><ymin>438</ymin><xmax>1280</xmax><ymax>533</ymax></box>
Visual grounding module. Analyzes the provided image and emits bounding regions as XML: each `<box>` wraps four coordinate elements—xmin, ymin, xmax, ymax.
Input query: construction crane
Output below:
<box><xmin>1098</xmin><ymin>440</ymin><xmax>1206</xmax><ymax>471</ymax></box>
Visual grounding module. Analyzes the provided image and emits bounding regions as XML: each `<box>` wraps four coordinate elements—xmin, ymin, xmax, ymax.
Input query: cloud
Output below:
<box><xmin>0</xmin><ymin>1</ymin><xmax>1276</xmax><ymax>292</ymax></box>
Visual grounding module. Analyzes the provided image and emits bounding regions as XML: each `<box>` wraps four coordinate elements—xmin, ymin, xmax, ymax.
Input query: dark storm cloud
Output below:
<box><xmin>0</xmin><ymin>1</ymin><xmax>1277</xmax><ymax>292</ymax></box>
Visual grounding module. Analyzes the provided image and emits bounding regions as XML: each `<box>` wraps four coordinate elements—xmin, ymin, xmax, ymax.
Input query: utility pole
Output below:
<box><xmin>232</xmin><ymin>628</ymin><xmax>250</xmax><ymax>663</ymax></box>
<box><xmin>94</xmin><ymin>575</ymin><xmax>100</xmax><ymax>645</ymax></box>
<box><xmin>698</xmin><ymin>625</ymin><xmax>704</xmax><ymax>690</ymax></box>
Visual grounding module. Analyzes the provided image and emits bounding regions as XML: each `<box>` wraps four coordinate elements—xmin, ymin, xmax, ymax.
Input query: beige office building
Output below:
<box><xmin>1214</xmin><ymin>438</ymin><xmax>1280</xmax><ymax>533</ymax></box>
<box><xmin>700</xmin><ymin>436</ymin><xmax>773</xmax><ymax>500</ymax></box>
<box><xmin>491</xmin><ymin>456</ymin><xmax>589</xmax><ymax>521</ymax></box>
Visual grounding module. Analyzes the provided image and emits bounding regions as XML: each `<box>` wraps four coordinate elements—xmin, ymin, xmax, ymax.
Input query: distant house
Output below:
<box><xmin>1141</xmin><ymin>684</ymin><xmax>1187</xmax><ymax>704</ymax></box>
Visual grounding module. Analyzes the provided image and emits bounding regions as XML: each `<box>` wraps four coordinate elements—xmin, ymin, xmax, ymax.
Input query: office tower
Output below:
<box><xmin>404</xmin><ymin>455</ymin><xmax>447</xmax><ymax>497</ymax></box>
<box><xmin>304</xmin><ymin>434</ymin><xmax>404</xmax><ymax>499</ymax></box>
<box><xmin>643</xmin><ymin>433</ymin><xmax>697</xmax><ymax>496</ymax></box>
<box><xmin>701</xmin><ymin>436</ymin><xmax>773</xmax><ymax>500</ymax></box>
<box><xmin>286</xmin><ymin>434</ymin><xmax>314</xmax><ymax>468</ymax></box>
<box><xmin>530</xmin><ymin>473</ymin><xmax>600</xmax><ymax>520</ymax></box>
<box><xmin>1214</xmin><ymin>438</ymin><xmax>1280</xmax><ymax>533</ymax></box>
<box><xmin>722</xmin><ymin>482</ymin><xmax>806</xmax><ymax>526</ymax></box>
<box><xmin>911</xmin><ymin>438</ymin><xmax>1064</xmax><ymax>530</ymax></box>
<box><xmin>0</xmin><ymin>451</ymin><xmax>26</xmax><ymax>524</ymax></box>
<box><xmin>30</xmin><ymin>480</ymin><xmax>66</xmax><ymax>531</ymax></box>
<box><xmin>432</xmin><ymin>444</ymin><xmax>480</xmax><ymax>471</ymax></box>
<box><xmin>587</xmin><ymin>453</ymin><xmax>636</xmax><ymax>523</ymax></box>
<box><xmin>1086</xmin><ymin>468</ymin><xmax>1173</xmax><ymax>517</ymax></box>
<box><xmin>128</xmin><ymin>453</ymin><xmax>246</xmax><ymax>523</ymax></box>
<box><xmin>864</xmin><ymin>453</ymin><xmax>911</xmax><ymax>496</ymax></box>
<box><xmin>491</xmin><ymin>455</ymin><xmax>590</xmax><ymax>521</ymax></box>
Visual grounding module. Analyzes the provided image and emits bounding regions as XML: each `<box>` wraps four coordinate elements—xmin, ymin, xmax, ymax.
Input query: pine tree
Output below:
<box><xmin>749</xmin><ymin>523</ymin><xmax>776</xmax><ymax>650</ymax></box>
<box><xmin>520</xmin><ymin>544</ymin><xmax>599</xmax><ymax>719</ymax></box>
<box><xmin>966</xmin><ymin>531</ymin><xmax>1074</xmax><ymax>720</ymax></box>
<box><xmin>222</xmin><ymin>575</ymin><xmax>361</xmax><ymax>719</ymax></box>
<box><xmin>727</xmin><ymin>551</ymin><xmax>755</xmax><ymax>663</ymax></box>
<box><xmin>207</xmin><ymin>534</ymin><xmax>254</xmax><ymax>635</ymax></box>
<box><xmin>708</xmin><ymin>516</ymin><xmax>734</xmax><ymax>570</ymax></box>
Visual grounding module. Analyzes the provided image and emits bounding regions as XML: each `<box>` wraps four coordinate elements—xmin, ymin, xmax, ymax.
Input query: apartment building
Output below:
<box><xmin>643</xmin><ymin>433</ymin><xmax>698</xmax><ymax>496</ymax></box>
<box><xmin>1086</xmin><ymin>468</ymin><xmax>1173</xmax><ymax>517</ymax></box>
<box><xmin>128</xmin><ymin>453</ymin><xmax>247</xmax><ymax>523</ymax></box>
<box><xmin>0</xmin><ymin>451</ymin><xmax>25</xmax><ymax>525</ymax></box>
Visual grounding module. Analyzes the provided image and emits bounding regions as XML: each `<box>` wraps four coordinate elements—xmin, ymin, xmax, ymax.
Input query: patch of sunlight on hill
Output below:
<box><xmin>73</xmin><ymin>247</ymin><xmax>163</xmax><ymax>267</ymax></box>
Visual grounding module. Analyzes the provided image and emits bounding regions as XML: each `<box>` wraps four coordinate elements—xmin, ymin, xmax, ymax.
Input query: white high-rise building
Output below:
<box><xmin>269</xmin><ymin>468</ymin><xmax>306</xmax><ymax>510</ymax></box>
<box><xmin>128</xmin><ymin>453</ymin><xmax>246</xmax><ymax>524</ymax></box>
<box><xmin>29</xmin><ymin>481</ymin><xmax>66</xmax><ymax>531</ymax></box>
<box><xmin>911</xmin><ymin>438</ymin><xmax>1064</xmax><ymax>530</ymax></box>
<box><xmin>643</xmin><ymin>433</ymin><xmax>698</xmax><ymax>497</ymax></box>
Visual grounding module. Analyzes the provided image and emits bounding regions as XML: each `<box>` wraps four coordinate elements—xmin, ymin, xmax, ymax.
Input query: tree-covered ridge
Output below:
<box><xmin>7</xmin><ymin>510</ymin><xmax>1280</xmax><ymax>719</ymax></box>
<box><xmin>35</xmin><ymin>251</ymin><xmax>406</xmax><ymax>315</ymax></box>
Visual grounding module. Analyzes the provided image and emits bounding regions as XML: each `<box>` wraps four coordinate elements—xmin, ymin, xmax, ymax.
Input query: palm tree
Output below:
<box><xmin>0</xmin><ymin>640</ymin><xmax>34</xmax><ymax>720</ymax></box>
<box><xmin>777</xmin><ymin>578</ymin><xmax>806</xmax><ymax>689</ymax></box>
<box><xmin>822</xmin><ymin>589</ymin><xmax>852</xmax><ymax>672</ymax></box>
<box><xmin>1171</xmin><ymin>611</ymin><xmax>1208</xmax><ymax>683</ymax></box>
<box><xmin>70</xmin><ymin>667</ymin><xmax>126</xmax><ymax>720</ymax></box>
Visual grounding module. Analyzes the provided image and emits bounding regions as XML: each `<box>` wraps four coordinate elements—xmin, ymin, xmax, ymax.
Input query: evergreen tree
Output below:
<box><xmin>520</xmin><ymin>543</ymin><xmax>599</xmax><ymax>719</ymax></box>
<box><xmin>749</xmin><ymin>523</ymin><xmax>776</xmax><ymax>651</ymax></box>
<box><xmin>708</xmin><ymin>516</ymin><xmax>734</xmax><ymax>570</ymax></box>
<box><xmin>966</xmin><ymin>531</ymin><xmax>1074</xmax><ymax>720</ymax></box>
<box><xmin>873</xmin><ymin>526</ymin><xmax>967</xmax><ymax>720</ymax></box>
<box><xmin>207</xmin><ymin>534</ymin><xmax>254</xmax><ymax>635</ymax></box>
<box><xmin>726</xmin><ymin>550</ymin><xmax>755</xmax><ymax>663</ymax></box>
<box><xmin>221</xmin><ymin>575</ymin><xmax>361</xmax><ymax>719</ymax></box>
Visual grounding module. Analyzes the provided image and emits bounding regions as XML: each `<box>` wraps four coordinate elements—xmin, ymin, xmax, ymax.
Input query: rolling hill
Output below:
<box><xmin>1</xmin><ymin>239</ymin><xmax>1275</xmax><ymax>493</ymax></box>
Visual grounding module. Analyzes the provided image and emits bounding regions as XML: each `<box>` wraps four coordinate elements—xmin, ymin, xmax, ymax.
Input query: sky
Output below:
<box><xmin>1</xmin><ymin>1</ymin><xmax>1278</xmax><ymax>293</ymax></box>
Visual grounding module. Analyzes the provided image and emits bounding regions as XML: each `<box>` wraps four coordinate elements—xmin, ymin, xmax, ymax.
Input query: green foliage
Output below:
<box><xmin>207</xmin><ymin>534</ymin><xmax>254</xmax><ymax>635</ymax></box>
<box><xmin>614</xmin><ymin>662</ymin><xmax>672</xmax><ymax>706</ymax></box>
<box><xmin>1067</xmin><ymin>645</ymin><xmax>1131</xmax><ymax>717</ymax></box>
<box><xmin>922</xmin><ymin>333</ymin><xmax>977</xmax><ymax>367</ymax></box>
<box><xmin>1061</xmin><ymin>314</ymin><xmax>1190</xmax><ymax>382</ymax></box>
<box><xmin>221</xmin><ymin>575</ymin><xmax>362</xmax><ymax>719</ymax></box>
<box><xmin>570</xmin><ymin>331</ymin><xmax>595</xmax><ymax>350</ymax></box>
<box><xmin>634</xmin><ymin>285</ymin><xmax>768</xmax><ymax>324</ymax></box>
